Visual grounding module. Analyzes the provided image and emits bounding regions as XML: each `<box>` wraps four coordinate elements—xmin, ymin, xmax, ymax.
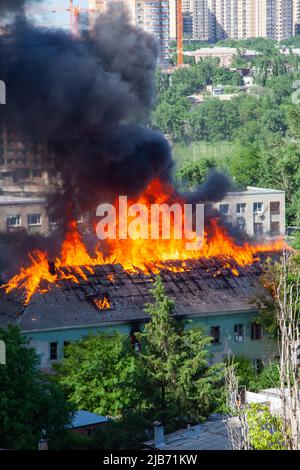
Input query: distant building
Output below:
<box><xmin>70</xmin><ymin>410</ymin><xmax>109</xmax><ymax>436</ymax></box>
<box><xmin>184</xmin><ymin>47</ymin><xmax>262</xmax><ymax>66</ymax></box>
<box><xmin>293</xmin><ymin>0</ymin><xmax>300</xmax><ymax>34</ymax></box>
<box><xmin>90</xmin><ymin>0</ymin><xmax>170</xmax><ymax>66</ymax></box>
<box><xmin>214</xmin><ymin>186</ymin><xmax>286</xmax><ymax>240</ymax></box>
<box><xmin>190</xmin><ymin>0</ymin><xmax>296</xmax><ymax>42</ymax></box>
<box><xmin>0</xmin><ymin>195</ymin><xmax>49</xmax><ymax>235</ymax></box>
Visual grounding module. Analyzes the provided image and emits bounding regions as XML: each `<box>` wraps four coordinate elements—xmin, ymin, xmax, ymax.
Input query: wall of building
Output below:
<box><xmin>25</xmin><ymin>309</ymin><xmax>277</xmax><ymax>369</ymax></box>
<box><xmin>0</xmin><ymin>200</ymin><xmax>49</xmax><ymax>235</ymax></box>
<box><xmin>214</xmin><ymin>188</ymin><xmax>286</xmax><ymax>239</ymax></box>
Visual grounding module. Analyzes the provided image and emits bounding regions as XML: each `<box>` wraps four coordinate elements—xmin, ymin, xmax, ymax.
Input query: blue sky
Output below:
<box><xmin>29</xmin><ymin>0</ymin><xmax>89</xmax><ymax>29</ymax></box>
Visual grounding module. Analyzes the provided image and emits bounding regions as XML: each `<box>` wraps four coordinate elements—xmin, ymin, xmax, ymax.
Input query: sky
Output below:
<box><xmin>29</xmin><ymin>0</ymin><xmax>89</xmax><ymax>30</ymax></box>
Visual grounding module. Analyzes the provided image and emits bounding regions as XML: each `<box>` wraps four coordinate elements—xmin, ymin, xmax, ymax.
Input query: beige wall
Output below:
<box><xmin>213</xmin><ymin>188</ymin><xmax>286</xmax><ymax>239</ymax></box>
<box><xmin>0</xmin><ymin>201</ymin><xmax>49</xmax><ymax>235</ymax></box>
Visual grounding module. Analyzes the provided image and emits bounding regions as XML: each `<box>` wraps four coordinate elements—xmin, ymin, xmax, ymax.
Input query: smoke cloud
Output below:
<box><xmin>0</xmin><ymin>6</ymin><xmax>174</xmax><ymax>219</ymax></box>
<box><xmin>0</xmin><ymin>0</ymin><xmax>41</xmax><ymax>14</ymax></box>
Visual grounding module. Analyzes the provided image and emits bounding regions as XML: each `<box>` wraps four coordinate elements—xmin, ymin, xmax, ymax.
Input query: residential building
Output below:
<box><xmin>0</xmin><ymin>257</ymin><xmax>277</xmax><ymax>369</ymax></box>
<box><xmin>0</xmin><ymin>195</ymin><xmax>49</xmax><ymax>235</ymax></box>
<box><xmin>214</xmin><ymin>186</ymin><xmax>286</xmax><ymax>239</ymax></box>
<box><xmin>191</xmin><ymin>0</ymin><xmax>295</xmax><ymax>42</ymax></box>
<box><xmin>0</xmin><ymin>129</ymin><xmax>53</xmax><ymax>195</ymax></box>
<box><xmin>293</xmin><ymin>0</ymin><xmax>300</xmax><ymax>34</ymax></box>
<box><xmin>90</xmin><ymin>0</ymin><xmax>170</xmax><ymax>66</ymax></box>
<box><xmin>184</xmin><ymin>46</ymin><xmax>261</xmax><ymax>66</ymax></box>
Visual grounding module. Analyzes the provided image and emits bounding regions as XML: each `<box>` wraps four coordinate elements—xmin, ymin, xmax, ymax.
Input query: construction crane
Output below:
<box><xmin>176</xmin><ymin>0</ymin><xmax>183</xmax><ymax>66</ymax></box>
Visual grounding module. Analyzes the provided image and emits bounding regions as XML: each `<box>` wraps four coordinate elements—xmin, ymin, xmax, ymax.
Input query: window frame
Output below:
<box><xmin>234</xmin><ymin>324</ymin><xmax>245</xmax><ymax>343</ymax></box>
<box><xmin>27</xmin><ymin>213</ymin><xmax>42</xmax><ymax>226</ymax></box>
<box><xmin>50</xmin><ymin>342</ymin><xmax>58</xmax><ymax>361</ymax></box>
<box><xmin>210</xmin><ymin>326</ymin><xmax>221</xmax><ymax>345</ymax></box>
<box><xmin>7</xmin><ymin>214</ymin><xmax>21</xmax><ymax>227</ymax></box>
<box><xmin>251</xmin><ymin>322</ymin><xmax>262</xmax><ymax>341</ymax></box>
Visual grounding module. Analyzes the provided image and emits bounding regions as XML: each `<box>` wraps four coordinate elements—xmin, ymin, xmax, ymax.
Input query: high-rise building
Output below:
<box><xmin>90</xmin><ymin>0</ymin><xmax>170</xmax><ymax>66</ymax></box>
<box><xmin>191</xmin><ymin>0</ymin><xmax>295</xmax><ymax>42</ymax></box>
<box><xmin>293</xmin><ymin>0</ymin><xmax>300</xmax><ymax>34</ymax></box>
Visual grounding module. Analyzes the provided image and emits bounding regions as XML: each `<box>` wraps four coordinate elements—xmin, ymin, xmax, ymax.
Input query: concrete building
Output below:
<box><xmin>184</xmin><ymin>46</ymin><xmax>261</xmax><ymax>66</ymax></box>
<box><xmin>0</xmin><ymin>130</ymin><xmax>53</xmax><ymax>196</ymax></box>
<box><xmin>90</xmin><ymin>0</ymin><xmax>170</xmax><ymax>66</ymax></box>
<box><xmin>191</xmin><ymin>0</ymin><xmax>296</xmax><ymax>42</ymax></box>
<box><xmin>293</xmin><ymin>0</ymin><xmax>300</xmax><ymax>34</ymax></box>
<box><xmin>214</xmin><ymin>186</ymin><xmax>286</xmax><ymax>239</ymax></box>
<box><xmin>0</xmin><ymin>195</ymin><xmax>50</xmax><ymax>235</ymax></box>
<box><xmin>0</xmin><ymin>257</ymin><xmax>278</xmax><ymax>369</ymax></box>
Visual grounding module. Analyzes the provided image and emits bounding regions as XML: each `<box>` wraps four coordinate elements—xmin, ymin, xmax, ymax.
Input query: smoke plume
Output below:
<box><xmin>0</xmin><ymin>0</ymin><xmax>41</xmax><ymax>14</ymax></box>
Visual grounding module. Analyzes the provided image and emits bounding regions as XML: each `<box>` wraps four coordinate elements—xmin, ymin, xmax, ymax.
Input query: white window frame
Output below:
<box><xmin>28</xmin><ymin>213</ymin><xmax>42</xmax><ymax>226</ymax></box>
<box><xmin>7</xmin><ymin>214</ymin><xmax>21</xmax><ymax>227</ymax></box>
<box><xmin>253</xmin><ymin>202</ymin><xmax>263</xmax><ymax>213</ymax></box>
<box><xmin>236</xmin><ymin>203</ymin><xmax>246</xmax><ymax>214</ymax></box>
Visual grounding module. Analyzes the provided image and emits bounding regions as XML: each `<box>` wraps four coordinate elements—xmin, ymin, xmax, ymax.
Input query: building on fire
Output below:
<box><xmin>0</xmin><ymin>258</ymin><xmax>278</xmax><ymax>371</ymax></box>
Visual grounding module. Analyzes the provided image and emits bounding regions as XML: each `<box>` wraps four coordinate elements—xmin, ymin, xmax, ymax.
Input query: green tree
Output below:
<box><xmin>0</xmin><ymin>325</ymin><xmax>73</xmax><ymax>450</ymax></box>
<box><xmin>139</xmin><ymin>276</ymin><xmax>224</xmax><ymax>422</ymax></box>
<box><xmin>55</xmin><ymin>333</ymin><xmax>142</xmax><ymax>417</ymax></box>
<box><xmin>246</xmin><ymin>403</ymin><xmax>285</xmax><ymax>450</ymax></box>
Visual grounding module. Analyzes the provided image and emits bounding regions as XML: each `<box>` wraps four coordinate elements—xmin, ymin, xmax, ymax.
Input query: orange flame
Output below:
<box><xmin>94</xmin><ymin>296</ymin><xmax>111</xmax><ymax>310</ymax></box>
<box><xmin>1</xmin><ymin>179</ymin><xmax>286</xmax><ymax>304</ymax></box>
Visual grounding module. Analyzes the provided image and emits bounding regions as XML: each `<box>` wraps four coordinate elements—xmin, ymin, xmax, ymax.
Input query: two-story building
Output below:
<box><xmin>214</xmin><ymin>186</ymin><xmax>285</xmax><ymax>239</ymax></box>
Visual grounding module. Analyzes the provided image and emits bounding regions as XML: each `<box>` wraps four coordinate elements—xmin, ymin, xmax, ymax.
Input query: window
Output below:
<box><xmin>270</xmin><ymin>201</ymin><xmax>280</xmax><ymax>213</ymax></box>
<box><xmin>253</xmin><ymin>359</ymin><xmax>263</xmax><ymax>374</ymax></box>
<box><xmin>7</xmin><ymin>214</ymin><xmax>21</xmax><ymax>227</ymax></box>
<box><xmin>254</xmin><ymin>223</ymin><xmax>263</xmax><ymax>235</ymax></box>
<box><xmin>253</xmin><ymin>202</ymin><xmax>263</xmax><ymax>213</ymax></box>
<box><xmin>251</xmin><ymin>323</ymin><xmax>262</xmax><ymax>340</ymax></box>
<box><xmin>219</xmin><ymin>204</ymin><xmax>229</xmax><ymax>215</ymax></box>
<box><xmin>270</xmin><ymin>222</ymin><xmax>280</xmax><ymax>236</ymax></box>
<box><xmin>237</xmin><ymin>216</ymin><xmax>246</xmax><ymax>233</ymax></box>
<box><xmin>210</xmin><ymin>326</ymin><xmax>220</xmax><ymax>344</ymax></box>
<box><xmin>234</xmin><ymin>324</ymin><xmax>244</xmax><ymax>342</ymax></box>
<box><xmin>50</xmin><ymin>342</ymin><xmax>58</xmax><ymax>361</ymax></box>
<box><xmin>28</xmin><ymin>213</ymin><xmax>41</xmax><ymax>226</ymax></box>
<box><xmin>236</xmin><ymin>203</ymin><xmax>246</xmax><ymax>214</ymax></box>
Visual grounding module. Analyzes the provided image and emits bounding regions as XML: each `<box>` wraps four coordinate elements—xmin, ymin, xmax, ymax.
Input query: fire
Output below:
<box><xmin>94</xmin><ymin>295</ymin><xmax>111</xmax><ymax>310</ymax></box>
<box><xmin>1</xmin><ymin>179</ymin><xmax>286</xmax><ymax>304</ymax></box>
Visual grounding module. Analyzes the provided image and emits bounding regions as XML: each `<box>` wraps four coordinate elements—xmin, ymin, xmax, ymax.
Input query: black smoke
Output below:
<box><xmin>0</xmin><ymin>6</ymin><xmax>174</xmax><ymax>219</ymax></box>
<box><xmin>0</xmin><ymin>0</ymin><xmax>41</xmax><ymax>14</ymax></box>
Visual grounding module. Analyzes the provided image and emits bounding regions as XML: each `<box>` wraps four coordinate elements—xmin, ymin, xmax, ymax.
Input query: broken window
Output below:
<box><xmin>270</xmin><ymin>222</ymin><xmax>280</xmax><ymax>236</ymax></box>
<box><xmin>50</xmin><ymin>342</ymin><xmax>58</xmax><ymax>361</ymax></box>
<box><xmin>210</xmin><ymin>326</ymin><xmax>220</xmax><ymax>344</ymax></box>
<box><xmin>253</xmin><ymin>202</ymin><xmax>263</xmax><ymax>213</ymax></box>
<box><xmin>251</xmin><ymin>323</ymin><xmax>262</xmax><ymax>340</ymax></box>
<box><xmin>219</xmin><ymin>204</ymin><xmax>229</xmax><ymax>215</ymax></box>
<box><xmin>270</xmin><ymin>201</ymin><xmax>280</xmax><ymax>213</ymax></box>
<box><xmin>254</xmin><ymin>222</ymin><xmax>263</xmax><ymax>235</ymax></box>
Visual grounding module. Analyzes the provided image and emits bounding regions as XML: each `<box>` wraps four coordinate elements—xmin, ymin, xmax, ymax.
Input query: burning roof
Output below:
<box><xmin>0</xmin><ymin>257</ymin><xmax>268</xmax><ymax>333</ymax></box>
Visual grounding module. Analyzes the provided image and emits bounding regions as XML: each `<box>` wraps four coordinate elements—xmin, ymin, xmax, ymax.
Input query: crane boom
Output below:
<box><xmin>176</xmin><ymin>0</ymin><xmax>183</xmax><ymax>66</ymax></box>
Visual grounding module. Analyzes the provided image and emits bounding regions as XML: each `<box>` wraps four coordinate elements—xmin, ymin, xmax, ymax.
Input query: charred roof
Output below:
<box><xmin>0</xmin><ymin>258</ymin><xmax>267</xmax><ymax>332</ymax></box>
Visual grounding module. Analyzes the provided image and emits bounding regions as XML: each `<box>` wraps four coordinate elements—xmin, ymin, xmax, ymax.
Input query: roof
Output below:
<box><xmin>0</xmin><ymin>258</ymin><xmax>266</xmax><ymax>332</ymax></box>
<box><xmin>0</xmin><ymin>195</ymin><xmax>46</xmax><ymax>206</ymax></box>
<box><xmin>225</xmin><ymin>186</ymin><xmax>285</xmax><ymax>197</ymax></box>
<box><xmin>71</xmin><ymin>410</ymin><xmax>108</xmax><ymax>429</ymax></box>
<box><xmin>144</xmin><ymin>414</ymin><xmax>238</xmax><ymax>450</ymax></box>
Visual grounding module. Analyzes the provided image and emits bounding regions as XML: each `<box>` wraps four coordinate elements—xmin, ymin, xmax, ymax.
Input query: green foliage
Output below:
<box><xmin>139</xmin><ymin>276</ymin><xmax>224</xmax><ymax>422</ymax></box>
<box><xmin>0</xmin><ymin>325</ymin><xmax>73</xmax><ymax>450</ymax></box>
<box><xmin>229</xmin><ymin>357</ymin><xmax>280</xmax><ymax>392</ymax></box>
<box><xmin>246</xmin><ymin>403</ymin><xmax>285</xmax><ymax>450</ymax></box>
<box><xmin>55</xmin><ymin>333</ymin><xmax>143</xmax><ymax>417</ymax></box>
